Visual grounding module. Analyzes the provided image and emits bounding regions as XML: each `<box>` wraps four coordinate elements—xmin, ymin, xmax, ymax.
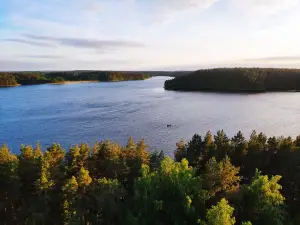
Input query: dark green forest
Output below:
<box><xmin>0</xmin><ymin>71</ymin><xmax>150</xmax><ymax>86</ymax></box>
<box><xmin>1</xmin><ymin>131</ymin><xmax>300</xmax><ymax>224</ymax></box>
<box><xmin>164</xmin><ymin>68</ymin><xmax>300</xmax><ymax>92</ymax></box>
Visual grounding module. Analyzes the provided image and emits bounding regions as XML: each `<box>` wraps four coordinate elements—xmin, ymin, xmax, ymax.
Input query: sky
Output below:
<box><xmin>1</xmin><ymin>0</ymin><xmax>300</xmax><ymax>71</ymax></box>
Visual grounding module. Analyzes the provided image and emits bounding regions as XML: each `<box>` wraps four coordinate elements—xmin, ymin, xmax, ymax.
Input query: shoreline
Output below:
<box><xmin>50</xmin><ymin>80</ymin><xmax>99</xmax><ymax>85</ymax></box>
<box><xmin>0</xmin><ymin>84</ymin><xmax>21</xmax><ymax>87</ymax></box>
<box><xmin>164</xmin><ymin>87</ymin><xmax>300</xmax><ymax>93</ymax></box>
<box><xmin>1</xmin><ymin>81</ymin><xmax>100</xmax><ymax>87</ymax></box>
<box><xmin>0</xmin><ymin>79</ymin><xmax>150</xmax><ymax>88</ymax></box>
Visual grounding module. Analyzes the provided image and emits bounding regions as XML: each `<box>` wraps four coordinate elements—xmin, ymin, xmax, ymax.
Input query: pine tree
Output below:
<box><xmin>220</xmin><ymin>156</ymin><xmax>241</xmax><ymax>193</ymax></box>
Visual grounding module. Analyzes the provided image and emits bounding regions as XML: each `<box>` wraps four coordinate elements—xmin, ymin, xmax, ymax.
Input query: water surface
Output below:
<box><xmin>1</xmin><ymin>77</ymin><xmax>300</xmax><ymax>155</ymax></box>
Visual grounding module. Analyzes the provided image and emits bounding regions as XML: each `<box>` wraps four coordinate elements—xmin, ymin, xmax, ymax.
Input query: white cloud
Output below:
<box><xmin>2</xmin><ymin>0</ymin><xmax>300</xmax><ymax>71</ymax></box>
<box><xmin>133</xmin><ymin>0</ymin><xmax>220</xmax><ymax>24</ymax></box>
<box><xmin>231</xmin><ymin>0</ymin><xmax>300</xmax><ymax>16</ymax></box>
<box><xmin>151</xmin><ymin>0</ymin><xmax>220</xmax><ymax>11</ymax></box>
<box><xmin>132</xmin><ymin>0</ymin><xmax>300</xmax><ymax>24</ymax></box>
<box><xmin>133</xmin><ymin>0</ymin><xmax>299</xmax><ymax>19</ymax></box>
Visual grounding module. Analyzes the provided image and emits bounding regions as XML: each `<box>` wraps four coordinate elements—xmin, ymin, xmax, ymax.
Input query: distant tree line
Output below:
<box><xmin>164</xmin><ymin>68</ymin><xmax>300</xmax><ymax>92</ymax></box>
<box><xmin>47</xmin><ymin>71</ymin><xmax>151</xmax><ymax>82</ymax></box>
<box><xmin>1</xmin><ymin>130</ymin><xmax>300</xmax><ymax>224</ymax></box>
<box><xmin>0</xmin><ymin>71</ymin><xmax>151</xmax><ymax>86</ymax></box>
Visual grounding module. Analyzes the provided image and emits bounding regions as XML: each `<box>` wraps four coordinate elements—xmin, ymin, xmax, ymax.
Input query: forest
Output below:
<box><xmin>0</xmin><ymin>71</ymin><xmax>150</xmax><ymax>87</ymax></box>
<box><xmin>164</xmin><ymin>68</ymin><xmax>300</xmax><ymax>92</ymax></box>
<box><xmin>1</xmin><ymin>130</ymin><xmax>300</xmax><ymax>225</ymax></box>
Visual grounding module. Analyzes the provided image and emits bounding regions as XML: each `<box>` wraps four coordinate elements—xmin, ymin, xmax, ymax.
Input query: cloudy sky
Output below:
<box><xmin>1</xmin><ymin>0</ymin><xmax>300</xmax><ymax>71</ymax></box>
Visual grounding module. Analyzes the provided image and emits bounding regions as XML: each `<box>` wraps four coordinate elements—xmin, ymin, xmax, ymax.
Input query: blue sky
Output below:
<box><xmin>1</xmin><ymin>0</ymin><xmax>300</xmax><ymax>71</ymax></box>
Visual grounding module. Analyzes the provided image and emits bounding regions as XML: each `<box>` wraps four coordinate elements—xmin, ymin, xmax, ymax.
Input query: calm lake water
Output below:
<box><xmin>1</xmin><ymin>76</ymin><xmax>300</xmax><ymax>155</ymax></box>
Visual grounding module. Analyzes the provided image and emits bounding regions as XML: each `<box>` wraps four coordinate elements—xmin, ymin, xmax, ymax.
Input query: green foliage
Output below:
<box><xmin>81</xmin><ymin>178</ymin><xmax>125</xmax><ymax>224</ymax></box>
<box><xmin>220</xmin><ymin>156</ymin><xmax>241</xmax><ymax>193</ymax></box>
<box><xmin>62</xmin><ymin>176</ymin><xmax>78</xmax><ymax>223</ymax></box>
<box><xmin>18</xmin><ymin>144</ymin><xmax>43</xmax><ymax>222</ymax></box>
<box><xmin>175</xmin><ymin>130</ymin><xmax>300</xmax><ymax>223</ymax></box>
<box><xmin>149</xmin><ymin>150</ymin><xmax>164</xmax><ymax>170</ymax></box>
<box><xmin>62</xmin><ymin>176</ymin><xmax>126</xmax><ymax>225</ymax></box>
<box><xmin>126</xmin><ymin>136</ymin><xmax>136</xmax><ymax>150</ymax></box>
<box><xmin>203</xmin><ymin>156</ymin><xmax>240</xmax><ymax>196</ymax></box>
<box><xmin>0</xmin><ymin>71</ymin><xmax>151</xmax><ymax>86</ymax></box>
<box><xmin>0</xmin><ymin>73</ymin><xmax>18</xmax><ymax>86</ymax></box>
<box><xmin>51</xmin><ymin>76</ymin><xmax>65</xmax><ymax>83</ymax></box>
<box><xmin>294</xmin><ymin>135</ymin><xmax>300</xmax><ymax>147</ymax></box>
<box><xmin>0</xmin><ymin>144</ymin><xmax>19</xmax><ymax>223</ymax></box>
<box><xmin>241</xmin><ymin>170</ymin><xmax>286</xmax><ymax>225</ymax></box>
<box><xmin>214</xmin><ymin>130</ymin><xmax>231</xmax><ymax>160</ymax></box>
<box><xmin>165</xmin><ymin>68</ymin><xmax>300</xmax><ymax>92</ymax></box>
<box><xmin>230</xmin><ymin>131</ymin><xmax>248</xmax><ymax>166</ymax></box>
<box><xmin>77</xmin><ymin>167</ymin><xmax>92</xmax><ymax>188</ymax></box>
<box><xmin>241</xmin><ymin>222</ymin><xmax>252</xmax><ymax>225</ymax></box>
<box><xmin>1</xmin><ymin>130</ymin><xmax>300</xmax><ymax>224</ymax></box>
<box><xmin>63</xmin><ymin>176</ymin><xmax>79</xmax><ymax>193</ymax></box>
<box><xmin>127</xmin><ymin>157</ymin><xmax>208</xmax><ymax>225</ymax></box>
<box><xmin>206</xmin><ymin>198</ymin><xmax>236</xmax><ymax>225</ymax></box>
<box><xmin>203</xmin><ymin>157</ymin><xmax>221</xmax><ymax>195</ymax></box>
<box><xmin>174</xmin><ymin>132</ymin><xmax>217</xmax><ymax>172</ymax></box>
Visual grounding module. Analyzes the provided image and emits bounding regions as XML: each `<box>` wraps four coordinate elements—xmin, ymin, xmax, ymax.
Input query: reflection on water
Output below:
<box><xmin>1</xmin><ymin>76</ymin><xmax>300</xmax><ymax>155</ymax></box>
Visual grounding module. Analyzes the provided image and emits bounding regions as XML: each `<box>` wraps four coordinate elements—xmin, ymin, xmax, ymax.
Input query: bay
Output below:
<box><xmin>1</xmin><ymin>76</ymin><xmax>300</xmax><ymax>155</ymax></box>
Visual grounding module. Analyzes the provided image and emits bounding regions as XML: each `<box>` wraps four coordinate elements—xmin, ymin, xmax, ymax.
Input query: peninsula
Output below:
<box><xmin>0</xmin><ymin>71</ymin><xmax>151</xmax><ymax>87</ymax></box>
<box><xmin>164</xmin><ymin>68</ymin><xmax>300</xmax><ymax>92</ymax></box>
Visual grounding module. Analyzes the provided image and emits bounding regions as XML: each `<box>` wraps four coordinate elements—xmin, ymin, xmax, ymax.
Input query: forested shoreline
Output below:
<box><xmin>164</xmin><ymin>68</ymin><xmax>300</xmax><ymax>92</ymax></box>
<box><xmin>0</xmin><ymin>73</ymin><xmax>18</xmax><ymax>86</ymax></box>
<box><xmin>1</xmin><ymin>131</ymin><xmax>300</xmax><ymax>224</ymax></box>
<box><xmin>0</xmin><ymin>71</ymin><xmax>151</xmax><ymax>87</ymax></box>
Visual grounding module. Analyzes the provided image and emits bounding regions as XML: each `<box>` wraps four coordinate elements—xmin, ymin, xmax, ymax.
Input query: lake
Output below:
<box><xmin>1</xmin><ymin>76</ymin><xmax>300</xmax><ymax>155</ymax></box>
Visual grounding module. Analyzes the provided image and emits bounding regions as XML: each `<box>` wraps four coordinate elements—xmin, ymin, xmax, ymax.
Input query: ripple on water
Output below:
<box><xmin>1</xmin><ymin>77</ymin><xmax>300</xmax><ymax>154</ymax></box>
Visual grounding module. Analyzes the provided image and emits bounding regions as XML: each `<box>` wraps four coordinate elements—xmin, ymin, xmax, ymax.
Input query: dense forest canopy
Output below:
<box><xmin>164</xmin><ymin>68</ymin><xmax>300</xmax><ymax>92</ymax></box>
<box><xmin>0</xmin><ymin>71</ymin><xmax>151</xmax><ymax>86</ymax></box>
<box><xmin>1</xmin><ymin>130</ymin><xmax>300</xmax><ymax>224</ymax></box>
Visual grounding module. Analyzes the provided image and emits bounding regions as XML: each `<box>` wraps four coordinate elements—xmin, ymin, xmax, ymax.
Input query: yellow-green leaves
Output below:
<box><xmin>242</xmin><ymin>170</ymin><xmax>286</xmax><ymax>225</ymax></box>
<box><xmin>220</xmin><ymin>156</ymin><xmax>241</xmax><ymax>192</ymax></box>
<box><xmin>129</xmin><ymin>157</ymin><xmax>207</xmax><ymax>225</ymax></box>
<box><xmin>63</xmin><ymin>176</ymin><xmax>78</xmax><ymax>193</ymax></box>
<box><xmin>77</xmin><ymin>167</ymin><xmax>92</xmax><ymax>188</ymax></box>
<box><xmin>0</xmin><ymin>144</ymin><xmax>18</xmax><ymax>164</ymax></box>
<box><xmin>249</xmin><ymin>170</ymin><xmax>284</xmax><ymax>206</ymax></box>
<box><xmin>203</xmin><ymin>156</ymin><xmax>240</xmax><ymax>195</ymax></box>
<box><xmin>206</xmin><ymin>198</ymin><xmax>236</xmax><ymax>225</ymax></box>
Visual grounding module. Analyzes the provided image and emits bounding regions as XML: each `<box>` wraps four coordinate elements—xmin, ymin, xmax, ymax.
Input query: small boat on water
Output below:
<box><xmin>167</xmin><ymin>124</ymin><xmax>172</xmax><ymax>127</ymax></box>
